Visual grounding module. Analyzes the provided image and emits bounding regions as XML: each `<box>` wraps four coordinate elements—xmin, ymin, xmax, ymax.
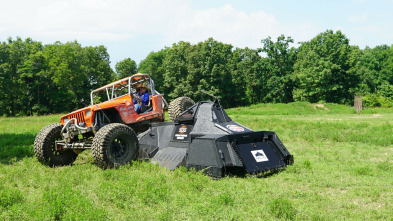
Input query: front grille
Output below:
<box><xmin>69</xmin><ymin>112</ymin><xmax>85</xmax><ymax>124</ymax></box>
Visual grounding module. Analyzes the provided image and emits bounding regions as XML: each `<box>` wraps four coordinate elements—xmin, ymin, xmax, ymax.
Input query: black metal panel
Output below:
<box><xmin>138</xmin><ymin>127</ymin><xmax>158</xmax><ymax>147</ymax></box>
<box><xmin>157</xmin><ymin>124</ymin><xmax>176</xmax><ymax>149</ymax></box>
<box><xmin>270</xmin><ymin>133</ymin><xmax>294</xmax><ymax>165</ymax></box>
<box><xmin>151</xmin><ymin>147</ymin><xmax>187</xmax><ymax>170</ymax></box>
<box><xmin>186</xmin><ymin>137</ymin><xmax>222</xmax><ymax>169</ymax></box>
<box><xmin>215</xmin><ymin>141</ymin><xmax>243</xmax><ymax>167</ymax></box>
<box><xmin>235</xmin><ymin>142</ymin><xmax>286</xmax><ymax>173</ymax></box>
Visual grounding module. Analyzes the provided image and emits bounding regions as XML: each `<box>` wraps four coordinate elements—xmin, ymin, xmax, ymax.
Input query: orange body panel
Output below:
<box><xmin>60</xmin><ymin>94</ymin><xmax>164</xmax><ymax>126</ymax></box>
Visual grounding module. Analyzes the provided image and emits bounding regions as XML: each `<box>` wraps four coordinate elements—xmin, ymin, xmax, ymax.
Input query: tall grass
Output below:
<box><xmin>1</xmin><ymin>103</ymin><xmax>393</xmax><ymax>220</ymax></box>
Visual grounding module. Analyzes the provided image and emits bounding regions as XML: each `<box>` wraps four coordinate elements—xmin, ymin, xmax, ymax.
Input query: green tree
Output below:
<box><xmin>161</xmin><ymin>41</ymin><xmax>191</xmax><ymax>101</ymax></box>
<box><xmin>43</xmin><ymin>41</ymin><xmax>86</xmax><ymax>112</ymax></box>
<box><xmin>357</xmin><ymin>47</ymin><xmax>378</xmax><ymax>93</ymax></box>
<box><xmin>292</xmin><ymin>30</ymin><xmax>361</xmax><ymax>103</ymax></box>
<box><xmin>0</xmin><ymin>37</ymin><xmax>42</xmax><ymax>116</ymax></box>
<box><xmin>258</xmin><ymin>35</ymin><xmax>297</xmax><ymax>103</ymax></box>
<box><xmin>19</xmin><ymin>49</ymin><xmax>49</xmax><ymax>115</ymax></box>
<box><xmin>43</xmin><ymin>42</ymin><xmax>115</xmax><ymax>112</ymax></box>
<box><xmin>162</xmin><ymin>38</ymin><xmax>235</xmax><ymax>107</ymax></box>
<box><xmin>357</xmin><ymin>44</ymin><xmax>393</xmax><ymax>105</ymax></box>
<box><xmin>138</xmin><ymin>49</ymin><xmax>168</xmax><ymax>93</ymax></box>
<box><xmin>369</xmin><ymin>45</ymin><xmax>393</xmax><ymax>97</ymax></box>
<box><xmin>115</xmin><ymin>58</ymin><xmax>137</xmax><ymax>80</ymax></box>
<box><xmin>83</xmin><ymin>45</ymin><xmax>115</xmax><ymax>88</ymax></box>
<box><xmin>230</xmin><ymin>47</ymin><xmax>261</xmax><ymax>106</ymax></box>
<box><xmin>186</xmin><ymin>38</ymin><xmax>234</xmax><ymax>107</ymax></box>
<box><xmin>0</xmin><ymin>38</ymin><xmax>115</xmax><ymax>116</ymax></box>
<box><xmin>0</xmin><ymin>41</ymin><xmax>9</xmax><ymax>116</ymax></box>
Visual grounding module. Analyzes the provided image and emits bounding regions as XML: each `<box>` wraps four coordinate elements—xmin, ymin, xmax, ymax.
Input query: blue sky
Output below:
<box><xmin>1</xmin><ymin>0</ymin><xmax>392</xmax><ymax>69</ymax></box>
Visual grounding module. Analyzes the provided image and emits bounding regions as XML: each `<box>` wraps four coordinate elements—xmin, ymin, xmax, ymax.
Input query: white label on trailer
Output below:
<box><xmin>251</xmin><ymin>150</ymin><xmax>269</xmax><ymax>162</ymax></box>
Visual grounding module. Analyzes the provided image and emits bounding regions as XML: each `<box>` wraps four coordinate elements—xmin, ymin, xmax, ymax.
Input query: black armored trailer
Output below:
<box><xmin>138</xmin><ymin>100</ymin><xmax>294</xmax><ymax>177</ymax></box>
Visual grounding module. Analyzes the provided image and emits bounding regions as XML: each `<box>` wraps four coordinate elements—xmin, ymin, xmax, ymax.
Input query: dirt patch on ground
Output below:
<box><xmin>312</xmin><ymin>104</ymin><xmax>329</xmax><ymax>110</ymax></box>
<box><xmin>352</xmin><ymin>114</ymin><xmax>382</xmax><ymax>119</ymax></box>
<box><xmin>323</xmin><ymin>187</ymin><xmax>347</xmax><ymax>198</ymax></box>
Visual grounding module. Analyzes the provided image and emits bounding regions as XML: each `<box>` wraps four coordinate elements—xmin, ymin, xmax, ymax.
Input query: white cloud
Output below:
<box><xmin>163</xmin><ymin>4</ymin><xmax>282</xmax><ymax>49</ymax></box>
<box><xmin>0</xmin><ymin>0</ymin><xmax>319</xmax><ymax>49</ymax></box>
<box><xmin>0</xmin><ymin>0</ymin><xmax>189</xmax><ymax>41</ymax></box>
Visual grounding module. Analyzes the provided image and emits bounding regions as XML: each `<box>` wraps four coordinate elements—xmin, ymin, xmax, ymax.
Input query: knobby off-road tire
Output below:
<box><xmin>34</xmin><ymin>123</ymin><xmax>78</xmax><ymax>166</ymax></box>
<box><xmin>92</xmin><ymin>123</ymin><xmax>139</xmax><ymax>169</ymax></box>
<box><xmin>168</xmin><ymin>97</ymin><xmax>195</xmax><ymax>121</ymax></box>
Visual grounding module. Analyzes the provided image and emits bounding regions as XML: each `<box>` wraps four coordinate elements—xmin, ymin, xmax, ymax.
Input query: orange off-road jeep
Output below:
<box><xmin>34</xmin><ymin>73</ymin><xmax>169</xmax><ymax>168</ymax></box>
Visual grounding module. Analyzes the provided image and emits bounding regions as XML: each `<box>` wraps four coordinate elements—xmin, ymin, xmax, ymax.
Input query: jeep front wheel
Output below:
<box><xmin>92</xmin><ymin>123</ymin><xmax>139</xmax><ymax>169</ymax></box>
<box><xmin>34</xmin><ymin>123</ymin><xmax>78</xmax><ymax>166</ymax></box>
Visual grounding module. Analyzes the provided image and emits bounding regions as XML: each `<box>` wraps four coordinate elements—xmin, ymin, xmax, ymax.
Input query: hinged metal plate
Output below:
<box><xmin>151</xmin><ymin>147</ymin><xmax>187</xmax><ymax>170</ymax></box>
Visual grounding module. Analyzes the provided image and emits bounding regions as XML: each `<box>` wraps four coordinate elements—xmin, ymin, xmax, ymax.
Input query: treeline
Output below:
<box><xmin>1</xmin><ymin>30</ymin><xmax>393</xmax><ymax>116</ymax></box>
<box><xmin>0</xmin><ymin>38</ymin><xmax>115</xmax><ymax>116</ymax></box>
<box><xmin>138</xmin><ymin>30</ymin><xmax>393</xmax><ymax>108</ymax></box>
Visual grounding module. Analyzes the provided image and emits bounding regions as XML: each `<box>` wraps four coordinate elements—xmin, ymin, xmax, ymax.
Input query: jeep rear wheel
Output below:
<box><xmin>34</xmin><ymin>123</ymin><xmax>78</xmax><ymax>166</ymax></box>
<box><xmin>92</xmin><ymin>123</ymin><xmax>139</xmax><ymax>169</ymax></box>
<box><xmin>168</xmin><ymin>97</ymin><xmax>195</xmax><ymax>121</ymax></box>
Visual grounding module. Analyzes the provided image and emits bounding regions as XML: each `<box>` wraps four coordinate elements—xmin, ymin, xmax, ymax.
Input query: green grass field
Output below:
<box><xmin>1</xmin><ymin>102</ymin><xmax>392</xmax><ymax>220</ymax></box>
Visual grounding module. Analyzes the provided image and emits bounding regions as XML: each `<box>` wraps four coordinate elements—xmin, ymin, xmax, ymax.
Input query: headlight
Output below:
<box><xmin>63</xmin><ymin>117</ymin><xmax>69</xmax><ymax>123</ymax></box>
<box><xmin>85</xmin><ymin>110</ymin><xmax>92</xmax><ymax>117</ymax></box>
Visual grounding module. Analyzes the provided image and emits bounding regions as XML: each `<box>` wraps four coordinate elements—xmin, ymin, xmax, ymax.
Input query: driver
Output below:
<box><xmin>133</xmin><ymin>83</ymin><xmax>149</xmax><ymax>113</ymax></box>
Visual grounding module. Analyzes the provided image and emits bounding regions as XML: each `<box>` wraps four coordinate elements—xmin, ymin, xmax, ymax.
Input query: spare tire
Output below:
<box><xmin>168</xmin><ymin>97</ymin><xmax>195</xmax><ymax>121</ymax></box>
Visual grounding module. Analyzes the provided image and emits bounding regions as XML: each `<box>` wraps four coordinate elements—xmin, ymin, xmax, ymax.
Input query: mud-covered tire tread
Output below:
<box><xmin>168</xmin><ymin>97</ymin><xmax>195</xmax><ymax>121</ymax></box>
<box><xmin>92</xmin><ymin>123</ymin><xmax>139</xmax><ymax>169</ymax></box>
<box><xmin>34</xmin><ymin>123</ymin><xmax>78</xmax><ymax>166</ymax></box>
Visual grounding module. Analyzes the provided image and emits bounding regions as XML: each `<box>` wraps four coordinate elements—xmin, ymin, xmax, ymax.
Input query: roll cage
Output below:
<box><xmin>90</xmin><ymin>73</ymin><xmax>156</xmax><ymax>105</ymax></box>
